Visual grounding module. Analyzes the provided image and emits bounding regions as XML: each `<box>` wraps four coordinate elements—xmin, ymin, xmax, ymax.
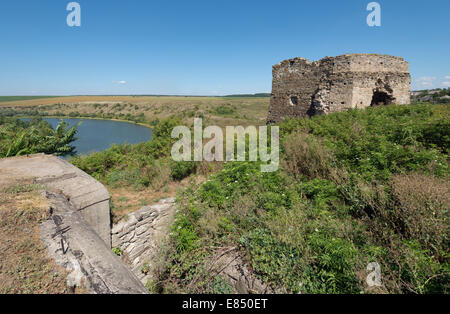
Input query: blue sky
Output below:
<box><xmin>0</xmin><ymin>0</ymin><xmax>449</xmax><ymax>95</ymax></box>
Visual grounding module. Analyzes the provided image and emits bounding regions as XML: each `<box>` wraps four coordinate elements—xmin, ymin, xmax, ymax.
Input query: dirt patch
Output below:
<box><xmin>109</xmin><ymin>175</ymin><xmax>206</xmax><ymax>223</ymax></box>
<box><xmin>0</xmin><ymin>182</ymin><xmax>78</xmax><ymax>294</ymax></box>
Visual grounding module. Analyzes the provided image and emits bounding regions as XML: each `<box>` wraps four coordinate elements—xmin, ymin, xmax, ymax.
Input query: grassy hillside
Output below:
<box><xmin>412</xmin><ymin>88</ymin><xmax>450</xmax><ymax>104</ymax></box>
<box><xmin>152</xmin><ymin>103</ymin><xmax>448</xmax><ymax>294</ymax></box>
<box><xmin>0</xmin><ymin>95</ymin><xmax>270</xmax><ymax>128</ymax></box>
<box><xmin>66</xmin><ymin>103</ymin><xmax>449</xmax><ymax>293</ymax></box>
<box><xmin>2</xmin><ymin>101</ymin><xmax>447</xmax><ymax>294</ymax></box>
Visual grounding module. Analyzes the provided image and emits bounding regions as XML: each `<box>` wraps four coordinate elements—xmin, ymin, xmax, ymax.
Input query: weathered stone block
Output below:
<box><xmin>111</xmin><ymin>198</ymin><xmax>176</xmax><ymax>285</ymax></box>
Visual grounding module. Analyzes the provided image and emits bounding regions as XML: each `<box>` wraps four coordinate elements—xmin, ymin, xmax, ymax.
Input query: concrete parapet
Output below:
<box><xmin>0</xmin><ymin>154</ymin><xmax>111</xmax><ymax>247</ymax></box>
<box><xmin>0</xmin><ymin>154</ymin><xmax>148</xmax><ymax>293</ymax></box>
<box><xmin>40</xmin><ymin>191</ymin><xmax>148</xmax><ymax>294</ymax></box>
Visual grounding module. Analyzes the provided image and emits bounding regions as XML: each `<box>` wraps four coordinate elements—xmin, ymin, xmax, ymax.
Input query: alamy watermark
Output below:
<box><xmin>66</xmin><ymin>2</ymin><xmax>81</xmax><ymax>27</ymax></box>
<box><xmin>171</xmin><ymin>119</ymin><xmax>279</xmax><ymax>173</ymax></box>
<box><xmin>65</xmin><ymin>2</ymin><xmax>381</xmax><ymax>28</ymax></box>
<box><xmin>367</xmin><ymin>2</ymin><xmax>381</xmax><ymax>27</ymax></box>
<box><xmin>366</xmin><ymin>262</ymin><xmax>382</xmax><ymax>287</ymax></box>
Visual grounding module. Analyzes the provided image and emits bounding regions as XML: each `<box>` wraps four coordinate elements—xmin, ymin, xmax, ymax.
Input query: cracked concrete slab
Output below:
<box><xmin>40</xmin><ymin>191</ymin><xmax>148</xmax><ymax>294</ymax></box>
<box><xmin>0</xmin><ymin>154</ymin><xmax>111</xmax><ymax>247</ymax></box>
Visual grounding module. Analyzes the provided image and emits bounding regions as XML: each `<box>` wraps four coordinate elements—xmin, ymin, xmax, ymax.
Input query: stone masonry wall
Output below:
<box><xmin>267</xmin><ymin>54</ymin><xmax>411</xmax><ymax>123</ymax></box>
<box><xmin>111</xmin><ymin>198</ymin><xmax>176</xmax><ymax>284</ymax></box>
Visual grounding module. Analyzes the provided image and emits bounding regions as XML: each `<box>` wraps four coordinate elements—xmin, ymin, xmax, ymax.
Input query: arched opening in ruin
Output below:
<box><xmin>371</xmin><ymin>91</ymin><xmax>394</xmax><ymax>106</ymax></box>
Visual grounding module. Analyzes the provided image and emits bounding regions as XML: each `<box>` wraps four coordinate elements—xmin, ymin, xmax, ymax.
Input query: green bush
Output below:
<box><xmin>67</xmin><ymin>116</ymin><xmax>204</xmax><ymax>199</ymax></box>
<box><xmin>243</xmin><ymin>228</ymin><xmax>303</xmax><ymax>292</ymax></box>
<box><xmin>214</xmin><ymin>105</ymin><xmax>236</xmax><ymax>115</ymax></box>
<box><xmin>280</xmin><ymin>104</ymin><xmax>449</xmax><ymax>181</ymax></box>
<box><xmin>302</xmin><ymin>232</ymin><xmax>360</xmax><ymax>293</ymax></box>
<box><xmin>160</xmin><ymin>104</ymin><xmax>449</xmax><ymax>294</ymax></box>
<box><xmin>171</xmin><ymin>161</ymin><xmax>197</xmax><ymax>181</ymax></box>
<box><xmin>0</xmin><ymin>116</ymin><xmax>79</xmax><ymax>157</ymax></box>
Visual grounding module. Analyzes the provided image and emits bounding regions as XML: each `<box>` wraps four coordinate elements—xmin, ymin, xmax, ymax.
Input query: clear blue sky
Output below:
<box><xmin>0</xmin><ymin>0</ymin><xmax>449</xmax><ymax>95</ymax></box>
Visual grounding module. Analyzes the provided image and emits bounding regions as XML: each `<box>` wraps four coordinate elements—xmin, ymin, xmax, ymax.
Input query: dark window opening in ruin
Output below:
<box><xmin>289</xmin><ymin>96</ymin><xmax>298</xmax><ymax>106</ymax></box>
<box><xmin>371</xmin><ymin>91</ymin><xmax>394</xmax><ymax>106</ymax></box>
<box><xmin>290</xmin><ymin>61</ymin><xmax>295</xmax><ymax>66</ymax></box>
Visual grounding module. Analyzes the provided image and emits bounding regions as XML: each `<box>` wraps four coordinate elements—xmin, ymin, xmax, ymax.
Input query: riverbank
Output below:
<box><xmin>67</xmin><ymin>115</ymin><xmax>221</xmax><ymax>222</ymax></box>
<box><xmin>19</xmin><ymin>117</ymin><xmax>152</xmax><ymax>157</ymax></box>
<box><xmin>18</xmin><ymin>115</ymin><xmax>153</xmax><ymax>129</ymax></box>
<box><xmin>0</xmin><ymin>95</ymin><xmax>270</xmax><ymax>128</ymax></box>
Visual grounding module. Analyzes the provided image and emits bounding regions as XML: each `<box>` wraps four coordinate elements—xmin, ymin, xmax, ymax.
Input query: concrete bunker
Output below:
<box><xmin>0</xmin><ymin>154</ymin><xmax>148</xmax><ymax>294</ymax></box>
<box><xmin>0</xmin><ymin>154</ymin><xmax>111</xmax><ymax>246</ymax></box>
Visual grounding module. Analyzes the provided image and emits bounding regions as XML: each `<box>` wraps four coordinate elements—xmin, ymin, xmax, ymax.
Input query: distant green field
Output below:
<box><xmin>0</xmin><ymin>95</ymin><xmax>271</xmax><ymax>103</ymax></box>
<box><xmin>0</xmin><ymin>96</ymin><xmax>61</xmax><ymax>103</ymax></box>
<box><xmin>223</xmin><ymin>93</ymin><xmax>271</xmax><ymax>98</ymax></box>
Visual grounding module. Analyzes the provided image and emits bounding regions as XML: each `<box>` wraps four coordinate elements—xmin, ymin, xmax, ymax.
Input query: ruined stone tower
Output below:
<box><xmin>267</xmin><ymin>54</ymin><xmax>411</xmax><ymax>123</ymax></box>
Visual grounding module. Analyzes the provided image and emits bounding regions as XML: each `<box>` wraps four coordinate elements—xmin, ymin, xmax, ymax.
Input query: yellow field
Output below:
<box><xmin>0</xmin><ymin>95</ymin><xmax>230</xmax><ymax>107</ymax></box>
<box><xmin>0</xmin><ymin>96</ymin><xmax>270</xmax><ymax>127</ymax></box>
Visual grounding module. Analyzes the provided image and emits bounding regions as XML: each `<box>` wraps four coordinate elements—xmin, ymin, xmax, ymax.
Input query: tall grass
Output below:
<box><xmin>159</xmin><ymin>103</ymin><xmax>449</xmax><ymax>294</ymax></box>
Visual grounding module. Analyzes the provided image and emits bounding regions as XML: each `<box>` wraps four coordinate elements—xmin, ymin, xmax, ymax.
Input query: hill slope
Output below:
<box><xmin>159</xmin><ymin>103</ymin><xmax>449</xmax><ymax>294</ymax></box>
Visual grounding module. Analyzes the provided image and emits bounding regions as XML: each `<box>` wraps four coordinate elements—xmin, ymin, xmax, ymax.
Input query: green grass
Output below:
<box><xmin>2</xmin><ymin>101</ymin><xmax>447</xmax><ymax>294</ymax></box>
<box><xmin>0</xmin><ymin>95</ymin><xmax>270</xmax><ymax>128</ymax></box>
<box><xmin>0</xmin><ymin>96</ymin><xmax>61</xmax><ymax>103</ymax></box>
<box><xmin>160</xmin><ymin>103</ymin><xmax>449</xmax><ymax>294</ymax></box>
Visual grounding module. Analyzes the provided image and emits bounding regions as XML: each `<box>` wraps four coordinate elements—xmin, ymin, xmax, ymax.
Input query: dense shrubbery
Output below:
<box><xmin>0</xmin><ymin>106</ymin><xmax>148</xmax><ymax>124</ymax></box>
<box><xmin>5</xmin><ymin>103</ymin><xmax>446</xmax><ymax>294</ymax></box>
<box><xmin>213</xmin><ymin>104</ymin><xmax>236</xmax><ymax>116</ymax></box>
<box><xmin>171</xmin><ymin>161</ymin><xmax>198</xmax><ymax>181</ymax></box>
<box><xmin>0</xmin><ymin>116</ymin><xmax>78</xmax><ymax>157</ymax></box>
<box><xmin>70</xmin><ymin>117</ymin><xmax>201</xmax><ymax>191</ymax></box>
<box><xmin>160</xmin><ymin>104</ymin><xmax>449</xmax><ymax>294</ymax></box>
<box><xmin>280</xmin><ymin>103</ymin><xmax>449</xmax><ymax>180</ymax></box>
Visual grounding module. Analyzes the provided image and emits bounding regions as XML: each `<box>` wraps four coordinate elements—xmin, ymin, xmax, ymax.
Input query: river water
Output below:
<box><xmin>23</xmin><ymin>118</ymin><xmax>152</xmax><ymax>156</ymax></box>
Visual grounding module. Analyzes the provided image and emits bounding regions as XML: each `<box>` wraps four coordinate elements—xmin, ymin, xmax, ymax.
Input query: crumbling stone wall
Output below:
<box><xmin>267</xmin><ymin>54</ymin><xmax>411</xmax><ymax>123</ymax></box>
<box><xmin>111</xmin><ymin>198</ymin><xmax>176</xmax><ymax>284</ymax></box>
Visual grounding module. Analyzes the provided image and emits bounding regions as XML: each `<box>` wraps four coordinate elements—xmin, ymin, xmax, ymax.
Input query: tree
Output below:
<box><xmin>0</xmin><ymin>117</ymin><xmax>80</xmax><ymax>158</ymax></box>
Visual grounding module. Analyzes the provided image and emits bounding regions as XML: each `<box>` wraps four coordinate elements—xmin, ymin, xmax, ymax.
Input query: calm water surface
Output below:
<box><xmin>23</xmin><ymin>118</ymin><xmax>152</xmax><ymax>156</ymax></box>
